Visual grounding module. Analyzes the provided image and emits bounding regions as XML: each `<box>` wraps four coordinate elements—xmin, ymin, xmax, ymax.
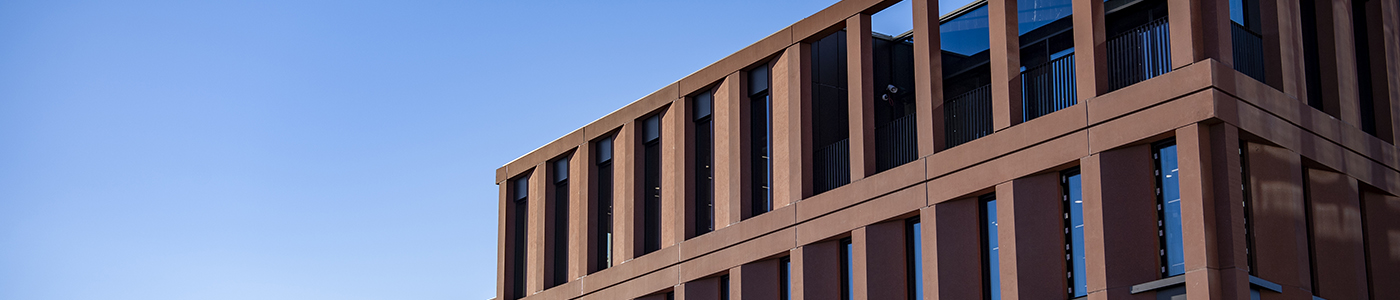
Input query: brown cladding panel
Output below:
<box><xmin>794</xmin><ymin>240</ymin><xmax>840</xmax><ymax>300</ymax></box>
<box><xmin>1362</xmin><ymin>190</ymin><xmax>1400</xmax><ymax>298</ymax></box>
<box><xmin>995</xmin><ymin>172</ymin><xmax>1066</xmax><ymax>300</ymax></box>
<box><xmin>1081</xmin><ymin>145</ymin><xmax>1161</xmax><ymax>300</ymax></box>
<box><xmin>1246</xmin><ymin>142</ymin><xmax>1313</xmax><ymax>296</ymax></box>
<box><xmin>847</xmin><ymin>13</ymin><xmax>876</xmax><ymax>181</ymax></box>
<box><xmin>1305</xmin><ymin>168</ymin><xmax>1369</xmax><ymax>300</ymax></box>
<box><xmin>853</xmin><ymin>221</ymin><xmax>907</xmax><ymax>300</ymax></box>
<box><xmin>922</xmin><ymin>199</ymin><xmax>982</xmax><ymax>300</ymax></box>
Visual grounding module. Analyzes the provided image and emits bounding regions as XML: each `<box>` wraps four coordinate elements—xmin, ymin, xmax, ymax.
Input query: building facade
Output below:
<box><xmin>494</xmin><ymin>0</ymin><xmax>1400</xmax><ymax>299</ymax></box>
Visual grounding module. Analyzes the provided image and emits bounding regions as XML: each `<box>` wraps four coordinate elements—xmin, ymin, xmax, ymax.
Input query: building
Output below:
<box><xmin>493</xmin><ymin>0</ymin><xmax>1400</xmax><ymax>299</ymax></box>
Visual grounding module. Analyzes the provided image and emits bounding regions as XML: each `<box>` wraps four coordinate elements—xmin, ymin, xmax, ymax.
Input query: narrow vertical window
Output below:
<box><xmin>1240</xmin><ymin>143</ymin><xmax>1257</xmax><ymax>274</ymax></box>
<box><xmin>750</xmin><ymin>65</ymin><xmax>773</xmax><ymax>216</ymax></box>
<box><xmin>1063</xmin><ymin>169</ymin><xmax>1086</xmax><ymax>298</ymax></box>
<box><xmin>596</xmin><ymin>137</ymin><xmax>614</xmax><ymax>270</ymax></box>
<box><xmin>1154</xmin><ymin>141</ymin><xmax>1185</xmax><ymax>277</ymax></box>
<box><xmin>1299</xmin><ymin>0</ymin><xmax>1324</xmax><ymax>111</ymax></box>
<box><xmin>694</xmin><ymin>90</ymin><xmax>715</xmax><ymax>236</ymax></box>
<box><xmin>642</xmin><ymin>114</ymin><xmax>663</xmax><ymax>254</ymax></box>
<box><xmin>551</xmin><ymin>157</ymin><xmax>570</xmax><ymax>286</ymax></box>
<box><xmin>840</xmin><ymin>237</ymin><xmax>854</xmax><ymax>300</ymax></box>
<box><xmin>1301</xmin><ymin>168</ymin><xmax>1319</xmax><ymax>295</ymax></box>
<box><xmin>511</xmin><ymin>175</ymin><xmax>530</xmax><ymax>299</ymax></box>
<box><xmin>982</xmin><ymin>194</ymin><xmax>1000</xmax><ymax>300</ymax></box>
<box><xmin>780</xmin><ymin>257</ymin><xmax>791</xmax><ymax>300</ymax></box>
<box><xmin>720</xmin><ymin>274</ymin><xmax>731</xmax><ymax>300</ymax></box>
<box><xmin>907</xmin><ymin>218</ymin><xmax>923</xmax><ymax>300</ymax></box>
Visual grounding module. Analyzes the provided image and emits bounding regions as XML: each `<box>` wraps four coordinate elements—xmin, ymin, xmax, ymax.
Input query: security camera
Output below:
<box><xmin>886</xmin><ymin>84</ymin><xmax>900</xmax><ymax>94</ymax></box>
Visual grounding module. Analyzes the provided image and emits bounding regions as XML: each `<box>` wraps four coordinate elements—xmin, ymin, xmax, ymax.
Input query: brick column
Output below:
<box><xmin>793</xmin><ymin>240</ymin><xmax>840</xmax><ymax>300</ymax></box>
<box><xmin>1072</xmin><ymin>0</ymin><xmax>1108</xmax><ymax>100</ymax></box>
<box><xmin>773</xmin><ymin>45</ymin><xmax>812</xmax><ymax>205</ymax></box>
<box><xmin>734</xmin><ymin>258</ymin><xmax>780</xmax><ymax>300</ymax></box>
<box><xmin>1362</xmin><ymin>190</ymin><xmax>1400</xmax><ymax>297</ymax></box>
<box><xmin>912</xmin><ymin>0</ymin><xmax>944</xmax><ymax>155</ymax></box>
<box><xmin>1245</xmin><ymin>142</ymin><xmax>1313</xmax><ymax>300</ymax></box>
<box><xmin>1304</xmin><ymin>168</ymin><xmax>1369</xmax><ymax>300</ymax></box>
<box><xmin>988</xmin><ymin>0</ymin><xmax>1021</xmax><ymax>130</ymax></box>
<box><xmin>847</xmin><ymin>13</ymin><xmax>876</xmax><ymax>181</ymax></box>
<box><xmin>1261</xmin><ymin>0</ymin><xmax>1308</xmax><ymax>99</ymax></box>
<box><xmin>1168</xmin><ymin>0</ymin><xmax>1232</xmax><ymax>69</ymax></box>
<box><xmin>677</xmin><ymin>276</ymin><xmax>721</xmax><ymax>300</ymax></box>
<box><xmin>715</xmin><ymin>72</ymin><xmax>746</xmax><ymax>228</ymax></box>
<box><xmin>1081</xmin><ymin>145</ymin><xmax>1161</xmax><ymax>300</ymax></box>
<box><xmin>995</xmin><ymin>172</ymin><xmax>1066</xmax><ymax>300</ymax></box>
<box><xmin>853</xmin><ymin>221</ymin><xmax>907</xmax><ymax>300</ymax></box>
<box><xmin>922</xmin><ymin>199</ymin><xmax>982</xmax><ymax>300</ymax></box>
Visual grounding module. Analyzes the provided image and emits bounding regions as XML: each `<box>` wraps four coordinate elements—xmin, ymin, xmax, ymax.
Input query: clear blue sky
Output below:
<box><xmin>0</xmin><ymin>1</ymin><xmax>969</xmax><ymax>299</ymax></box>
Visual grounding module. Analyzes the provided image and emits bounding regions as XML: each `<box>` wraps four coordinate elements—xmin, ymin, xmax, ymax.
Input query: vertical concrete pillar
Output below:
<box><xmin>1174</xmin><ymin>123</ymin><xmax>1242</xmax><ymax>299</ymax></box>
<box><xmin>1380</xmin><ymin>0</ymin><xmax>1400</xmax><ymax>144</ymax></box>
<box><xmin>617</xmin><ymin>122</ymin><xmax>637</xmax><ymax>262</ymax></box>
<box><xmin>1206</xmin><ymin>124</ymin><xmax>1250</xmax><ymax>299</ymax></box>
<box><xmin>922</xmin><ymin>199</ymin><xmax>983</xmax><ymax>300</ymax></box>
<box><xmin>853</xmin><ymin>221</ymin><xmax>907</xmax><ymax>300</ymax></box>
<box><xmin>847</xmin><ymin>13</ymin><xmax>877</xmax><ymax>181</ymax></box>
<box><xmin>663</xmin><ymin>104</ymin><xmax>684</xmax><ymax>248</ymax></box>
<box><xmin>734</xmin><ymin>258</ymin><xmax>780</xmax><ymax>300</ymax></box>
<box><xmin>912</xmin><ymin>0</ymin><xmax>944</xmax><ymax>155</ymax></box>
<box><xmin>1361</xmin><ymin>0</ymin><xmax>1396</xmax><ymax>143</ymax></box>
<box><xmin>572</xmin><ymin>143</ymin><xmax>592</xmax><ymax>279</ymax></box>
<box><xmin>1262</xmin><ymin>0</ymin><xmax>1308</xmax><ymax>99</ymax></box>
<box><xmin>498</xmin><ymin>182</ymin><xmax>512</xmax><ymax>300</ymax></box>
<box><xmin>678</xmin><ymin>276</ymin><xmax>721</xmax><ymax>300</ymax></box>
<box><xmin>793</xmin><ymin>241</ymin><xmax>840</xmax><ymax>300</ymax></box>
<box><xmin>1304</xmin><ymin>168</ymin><xmax>1369</xmax><ymax>300</ymax></box>
<box><xmin>988</xmin><ymin>0</ymin><xmax>1021</xmax><ymax>130</ymax></box>
<box><xmin>715</xmin><ymin>72</ymin><xmax>746</xmax><ymax>228</ymax></box>
<box><xmin>773</xmin><ymin>45</ymin><xmax>813</xmax><ymax>205</ymax></box>
<box><xmin>1168</xmin><ymin>0</ymin><xmax>1232</xmax><ymax>69</ymax></box>
<box><xmin>1072</xmin><ymin>0</ymin><xmax>1108</xmax><ymax>100</ymax></box>
<box><xmin>527</xmin><ymin>166</ymin><xmax>547</xmax><ymax>294</ymax></box>
<box><xmin>1245</xmin><ymin>142</ymin><xmax>1313</xmax><ymax>300</ymax></box>
<box><xmin>1081</xmin><ymin>145</ymin><xmax>1161</xmax><ymax>300</ymax></box>
<box><xmin>995</xmin><ymin>172</ymin><xmax>1066</xmax><ymax>300</ymax></box>
<box><xmin>1361</xmin><ymin>190</ymin><xmax>1400</xmax><ymax>297</ymax></box>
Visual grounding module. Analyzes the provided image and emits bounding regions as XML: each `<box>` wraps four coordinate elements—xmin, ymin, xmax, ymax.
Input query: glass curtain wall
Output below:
<box><xmin>1018</xmin><ymin>0</ymin><xmax>1077</xmax><ymax>122</ymax></box>
<box><xmin>871</xmin><ymin>0</ymin><xmax>918</xmax><ymax>172</ymax></box>
<box><xmin>812</xmin><ymin>31</ymin><xmax>851</xmax><ymax>194</ymax></box>
<box><xmin>941</xmin><ymin>2</ymin><xmax>994</xmax><ymax>148</ymax></box>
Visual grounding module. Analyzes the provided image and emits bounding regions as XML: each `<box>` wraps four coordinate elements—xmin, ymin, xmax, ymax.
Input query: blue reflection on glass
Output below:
<box><xmin>873</xmin><ymin>0</ymin><xmax>914</xmax><ymax>36</ymax></box>
<box><xmin>1017</xmin><ymin>0</ymin><xmax>1073</xmax><ymax>35</ymax></box>
<box><xmin>1068</xmin><ymin>173</ymin><xmax>1087</xmax><ymax>297</ymax></box>
<box><xmin>941</xmin><ymin>4</ymin><xmax>990</xmax><ymax>56</ymax></box>
<box><xmin>1159</xmin><ymin>144</ymin><xmax>1185</xmax><ymax>276</ymax></box>
<box><xmin>912</xmin><ymin>221</ymin><xmax>923</xmax><ymax>300</ymax></box>
<box><xmin>985</xmin><ymin>198</ymin><xmax>1000</xmax><ymax>300</ymax></box>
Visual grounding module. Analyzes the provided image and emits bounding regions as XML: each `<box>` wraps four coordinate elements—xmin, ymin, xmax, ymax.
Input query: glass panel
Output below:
<box><xmin>1067</xmin><ymin>172</ymin><xmax>1086</xmax><ymax>297</ymax></box>
<box><xmin>781</xmin><ymin>257</ymin><xmax>792</xmax><ymax>300</ymax></box>
<box><xmin>940</xmin><ymin>0</ymin><xmax>981</xmax><ymax>16</ymax></box>
<box><xmin>1158</xmin><ymin>144</ymin><xmax>1185</xmax><ymax>276</ymax></box>
<box><xmin>941</xmin><ymin>5</ymin><xmax>990</xmax><ymax>58</ymax></box>
<box><xmin>1018</xmin><ymin>0</ymin><xmax>1073</xmax><ymax>35</ymax></box>
<box><xmin>644</xmin><ymin>114</ymin><xmax>661</xmax><ymax>143</ymax></box>
<box><xmin>694</xmin><ymin>91</ymin><xmax>712</xmax><ymax>120</ymax></box>
<box><xmin>514</xmin><ymin>175</ymin><xmax>529</xmax><ymax>201</ymax></box>
<box><xmin>597</xmin><ymin>137</ymin><xmax>613</xmax><ymax>163</ymax></box>
<box><xmin>841</xmin><ymin>238</ymin><xmax>854</xmax><ymax>300</ymax></box>
<box><xmin>910</xmin><ymin>220</ymin><xmax>924</xmax><ymax>300</ymax></box>
<box><xmin>554</xmin><ymin>157</ymin><xmax>569</xmax><ymax>183</ymax></box>
<box><xmin>873</xmin><ymin>0</ymin><xmax>914</xmax><ymax>36</ymax></box>
<box><xmin>984</xmin><ymin>197</ymin><xmax>1001</xmax><ymax>300</ymax></box>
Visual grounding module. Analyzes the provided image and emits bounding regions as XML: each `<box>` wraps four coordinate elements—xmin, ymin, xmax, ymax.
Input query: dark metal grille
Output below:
<box><xmin>944</xmin><ymin>84</ymin><xmax>993</xmax><ymax>148</ymax></box>
<box><xmin>813</xmin><ymin>139</ymin><xmax>851</xmax><ymax>194</ymax></box>
<box><xmin>1107</xmin><ymin>17</ymin><xmax>1172</xmax><ymax>91</ymax></box>
<box><xmin>876</xmin><ymin>113</ymin><xmax>918</xmax><ymax>172</ymax></box>
<box><xmin>1021</xmin><ymin>53</ymin><xmax>1077</xmax><ymax>122</ymax></box>
<box><xmin>1231</xmin><ymin>22</ymin><xmax>1266</xmax><ymax>82</ymax></box>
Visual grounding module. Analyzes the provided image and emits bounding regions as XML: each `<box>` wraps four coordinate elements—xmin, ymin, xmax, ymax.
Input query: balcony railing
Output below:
<box><xmin>1107</xmin><ymin>17</ymin><xmax>1172</xmax><ymax>91</ymax></box>
<box><xmin>875</xmin><ymin>112</ymin><xmax>918</xmax><ymax>172</ymax></box>
<box><xmin>1231</xmin><ymin>22</ymin><xmax>1266</xmax><ymax>82</ymax></box>
<box><xmin>944</xmin><ymin>84</ymin><xmax>993</xmax><ymax>148</ymax></box>
<box><xmin>1022</xmin><ymin>53</ymin><xmax>1078</xmax><ymax>122</ymax></box>
<box><xmin>813</xmin><ymin>138</ymin><xmax>850</xmax><ymax>194</ymax></box>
